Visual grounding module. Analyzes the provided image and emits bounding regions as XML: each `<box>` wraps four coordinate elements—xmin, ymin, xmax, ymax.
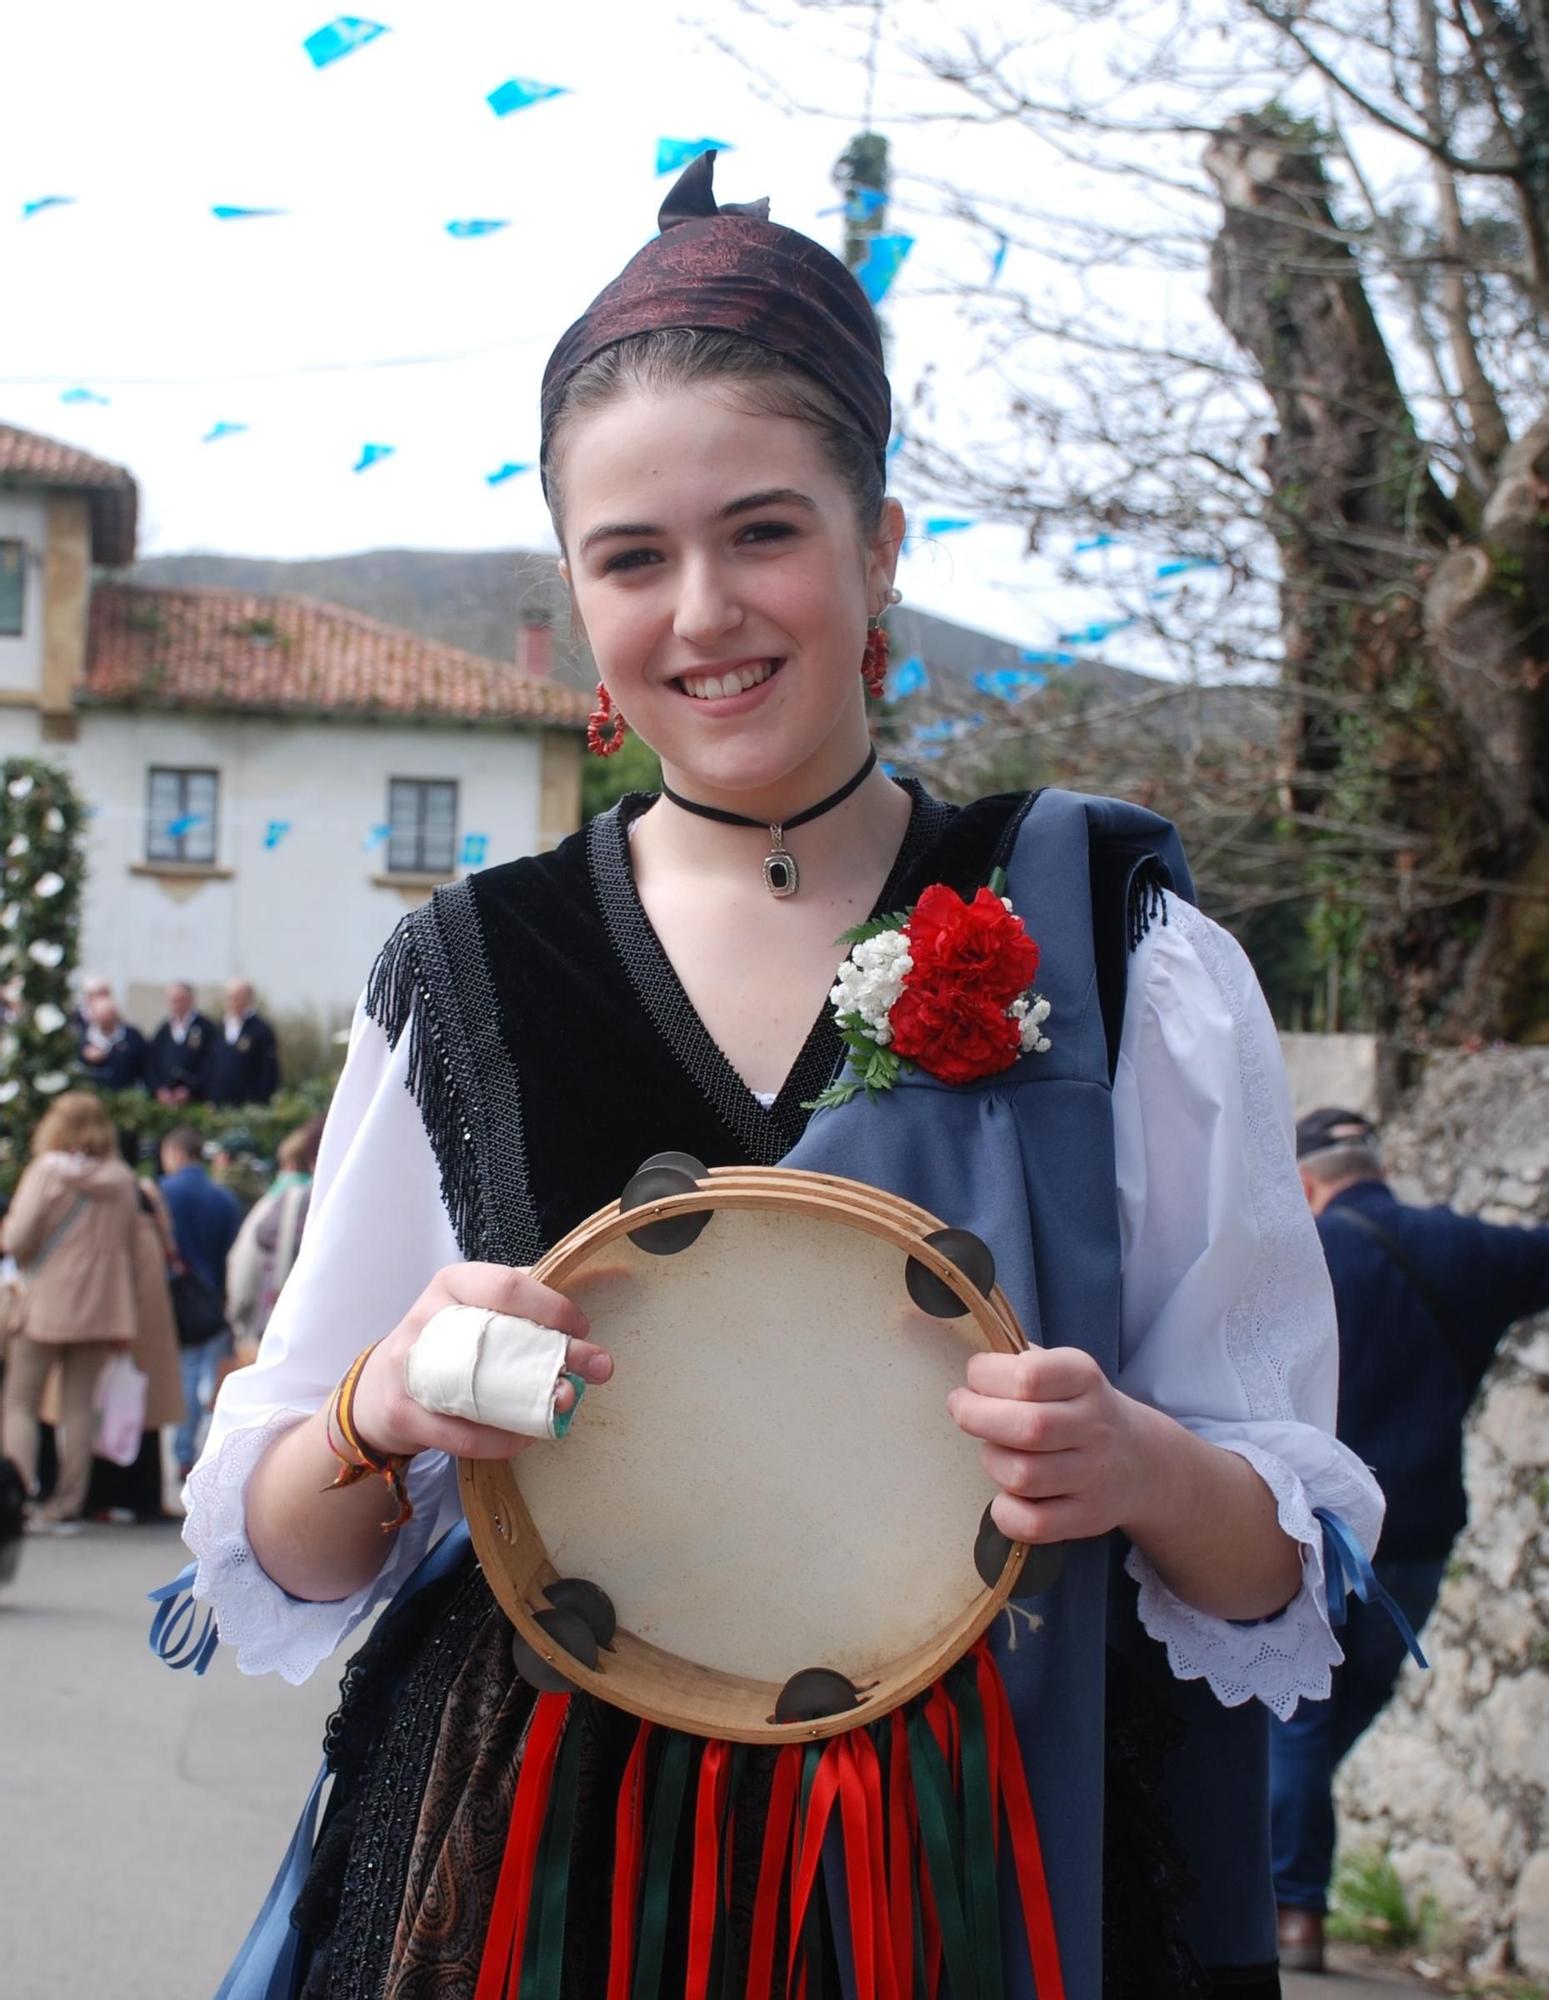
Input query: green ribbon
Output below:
<box><xmin>632</xmin><ymin>1731</ymin><xmax>692</xmax><ymax>2000</ymax></box>
<box><xmin>521</xmin><ymin>1702</ymin><xmax>586</xmax><ymax>2000</ymax></box>
<box><xmin>952</xmin><ymin>1664</ymin><xmax>1005</xmax><ymax>2000</ymax></box>
<box><xmin>908</xmin><ymin>1709</ymin><xmax>978</xmax><ymax>2000</ymax></box>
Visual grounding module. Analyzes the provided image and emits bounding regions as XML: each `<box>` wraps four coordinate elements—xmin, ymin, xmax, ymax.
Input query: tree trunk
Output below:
<box><xmin>1204</xmin><ymin>113</ymin><xmax>1549</xmax><ymax>1039</ymax></box>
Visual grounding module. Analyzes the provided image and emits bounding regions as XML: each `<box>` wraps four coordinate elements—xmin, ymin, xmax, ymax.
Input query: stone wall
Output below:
<box><xmin>1335</xmin><ymin>1049</ymin><xmax>1549</xmax><ymax>1979</ymax></box>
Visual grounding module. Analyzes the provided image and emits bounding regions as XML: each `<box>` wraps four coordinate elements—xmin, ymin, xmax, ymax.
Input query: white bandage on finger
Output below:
<box><xmin>404</xmin><ymin>1304</ymin><xmax>581</xmax><ymax>1441</ymax></box>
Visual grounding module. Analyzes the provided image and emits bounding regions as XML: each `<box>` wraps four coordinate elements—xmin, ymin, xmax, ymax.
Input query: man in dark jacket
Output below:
<box><xmin>77</xmin><ymin>982</ymin><xmax>148</xmax><ymax>1090</ymax></box>
<box><xmin>159</xmin><ymin>1126</ymin><xmax>243</xmax><ymax>1477</ymax></box>
<box><xmin>146</xmin><ymin>982</ymin><xmax>216</xmax><ymax>1105</ymax></box>
<box><xmin>1273</xmin><ymin>1107</ymin><xmax>1549</xmax><ymax>1970</ymax></box>
<box><xmin>205</xmin><ymin>978</ymin><xmax>281</xmax><ymax>1106</ymax></box>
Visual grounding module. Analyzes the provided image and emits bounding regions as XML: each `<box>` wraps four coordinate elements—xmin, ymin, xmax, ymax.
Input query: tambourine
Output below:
<box><xmin>462</xmin><ymin>1156</ymin><xmax>1059</xmax><ymax>1744</ymax></box>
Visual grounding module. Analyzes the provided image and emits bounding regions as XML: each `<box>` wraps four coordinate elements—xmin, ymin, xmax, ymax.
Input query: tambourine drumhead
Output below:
<box><xmin>462</xmin><ymin>1167</ymin><xmax>1028</xmax><ymax>1744</ymax></box>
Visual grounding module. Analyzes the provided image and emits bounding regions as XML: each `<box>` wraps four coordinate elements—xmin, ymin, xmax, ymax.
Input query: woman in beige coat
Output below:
<box><xmin>2</xmin><ymin>1093</ymin><xmax>141</xmax><ymax>1527</ymax></box>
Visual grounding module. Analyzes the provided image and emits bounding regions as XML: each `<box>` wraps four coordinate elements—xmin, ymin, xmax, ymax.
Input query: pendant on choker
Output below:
<box><xmin>762</xmin><ymin>827</ymin><xmax>798</xmax><ymax>899</ymax></box>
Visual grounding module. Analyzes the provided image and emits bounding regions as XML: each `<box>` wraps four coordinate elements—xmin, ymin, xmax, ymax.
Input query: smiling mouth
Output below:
<box><xmin>673</xmin><ymin>658</ymin><xmax>785</xmax><ymax>702</ymax></box>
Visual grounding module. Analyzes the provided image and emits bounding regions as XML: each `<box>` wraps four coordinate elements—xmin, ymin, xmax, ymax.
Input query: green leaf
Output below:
<box><xmin>835</xmin><ymin>910</ymin><xmax>912</xmax><ymax>951</ymax></box>
<box><xmin>987</xmin><ymin>867</ymin><xmax>1008</xmax><ymax>898</ymax></box>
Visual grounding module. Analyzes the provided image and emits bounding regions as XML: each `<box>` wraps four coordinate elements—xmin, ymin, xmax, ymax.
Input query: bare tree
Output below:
<box><xmin>721</xmin><ymin>0</ymin><xmax>1549</xmax><ymax>1038</ymax></box>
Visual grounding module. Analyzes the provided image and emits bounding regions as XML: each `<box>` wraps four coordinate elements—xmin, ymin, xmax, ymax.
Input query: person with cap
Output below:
<box><xmin>173</xmin><ymin>152</ymin><xmax>1381</xmax><ymax>2000</ymax></box>
<box><xmin>1273</xmin><ymin>1106</ymin><xmax>1549</xmax><ymax>1971</ymax></box>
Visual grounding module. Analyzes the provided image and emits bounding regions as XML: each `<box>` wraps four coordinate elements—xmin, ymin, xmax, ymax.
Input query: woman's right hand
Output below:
<box><xmin>350</xmin><ymin>1262</ymin><xmax>611</xmax><ymax>1462</ymax></box>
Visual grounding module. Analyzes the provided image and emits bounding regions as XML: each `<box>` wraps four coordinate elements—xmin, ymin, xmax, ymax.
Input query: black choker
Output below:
<box><xmin>660</xmin><ymin>746</ymin><xmax>879</xmax><ymax>898</ymax></box>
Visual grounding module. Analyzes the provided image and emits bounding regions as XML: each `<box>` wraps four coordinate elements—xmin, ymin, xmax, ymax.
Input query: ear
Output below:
<box><xmin>866</xmin><ymin>498</ymin><xmax>906</xmax><ymax>615</ymax></box>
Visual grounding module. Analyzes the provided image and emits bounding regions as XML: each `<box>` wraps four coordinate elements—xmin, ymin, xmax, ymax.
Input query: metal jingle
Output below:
<box><xmin>772</xmin><ymin>1666</ymin><xmax>862</xmax><ymax>1725</ymax></box>
<box><xmin>634</xmin><ymin>1150</ymin><xmax>709</xmax><ymax>1185</ymax></box>
<box><xmin>619</xmin><ymin>1162</ymin><xmax>713</xmax><ymax>1256</ymax></box>
<box><xmin>904</xmin><ymin>1226</ymin><xmax>997</xmax><ymax>1318</ymax></box>
<box><xmin>510</xmin><ymin>1604</ymin><xmax>600</xmax><ymax>1691</ymax></box>
<box><xmin>544</xmin><ymin>1576</ymin><xmax>618</xmax><ymax>1650</ymax></box>
<box><xmin>973</xmin><ymin>1502</ymin><xmax>1066</xmax><ymax>1598</ymax></box>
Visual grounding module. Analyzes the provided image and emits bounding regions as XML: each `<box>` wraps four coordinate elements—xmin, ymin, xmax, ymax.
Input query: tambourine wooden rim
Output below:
<box><xmin>461</xmin><ymin>1166</ymin><xmax>1030</xmax><ymax>1744</ymax></box>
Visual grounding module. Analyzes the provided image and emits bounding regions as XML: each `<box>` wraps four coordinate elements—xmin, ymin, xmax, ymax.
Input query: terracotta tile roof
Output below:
<box><xmin>84</xmin><ymin>584</ymin><xmax>591</xmax><ymax>729</ymax></box>
<box><xmin>0</xmin><ymin>424</ymin><xmax>138</xmax><ymax>567</ymax></box>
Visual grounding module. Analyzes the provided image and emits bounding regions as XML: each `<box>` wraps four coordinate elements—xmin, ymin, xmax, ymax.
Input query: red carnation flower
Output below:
<box><xmin>887</xmin><ymin>972</ymin><xmax>1023</xmax><ymax>1085</ymax></box>
<box><xmin>905</xmin><ymin>884</ymin><xmax>1040</xmax><ymax>1005</ymax></box>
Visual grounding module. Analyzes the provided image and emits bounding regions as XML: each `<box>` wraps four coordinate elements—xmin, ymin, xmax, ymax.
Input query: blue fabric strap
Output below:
<box><xmin>147</xmin><ymin>1562</ymin><xmax>220</xmax><ymax>1675</ymax></box>
<box><xmin>1314</xmin><ymin>1508</ymin><xmax>1429</xmax><ymax>1670</ymax></box>
<box><xmin>203</xmin><ymin>1518</ymin><xmax>474</xmax><ymax>2000</ymax></box>
<box><xmin>215</xmin><ymin>1758</ymin><xmax>330</xmax><ymax>2000</ymax></box>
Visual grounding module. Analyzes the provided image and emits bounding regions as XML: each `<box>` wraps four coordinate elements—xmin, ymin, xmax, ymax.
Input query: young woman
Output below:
<box><xmin>182</xmin><ymin>155</ymin><xmax>1382</xmax><ymax>2000</ymax></box>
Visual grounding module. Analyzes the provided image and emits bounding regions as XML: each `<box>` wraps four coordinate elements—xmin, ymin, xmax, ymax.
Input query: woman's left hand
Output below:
<box><xmin>947</xmin><ymin>1347</ymin><xmax>1147</xmax><ymax>1545</ymax></box>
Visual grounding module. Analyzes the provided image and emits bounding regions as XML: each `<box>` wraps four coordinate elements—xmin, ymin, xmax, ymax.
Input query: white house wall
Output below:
<box><xmin>0</xmin><ymin>706</ymin><xmax>546</xmax><ymax>1027</ymax></box>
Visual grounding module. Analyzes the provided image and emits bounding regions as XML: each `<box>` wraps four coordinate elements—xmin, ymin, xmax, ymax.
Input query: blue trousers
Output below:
<box><xmin>175</xmin><ymin>1332</ymin><xmax>231</xmax><ymax>1472</ymax></box>
<box><xmin>1270</xmin><ymin>1556</ymin><xmax>1446</xmax><ymax>1911</ymax></box>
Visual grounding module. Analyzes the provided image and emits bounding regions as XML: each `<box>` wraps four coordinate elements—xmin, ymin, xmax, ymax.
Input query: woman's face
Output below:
<box><xmin>557</xmin><ymin>383</ymin><xmax>902</xmax><ymax>801</ymax></box>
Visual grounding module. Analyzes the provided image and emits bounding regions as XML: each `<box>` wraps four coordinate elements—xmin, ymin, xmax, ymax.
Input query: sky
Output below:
<box><xmin>0</xmin><ymin>0</ymin><xmax>1235</xmax><ymax>665</ymax></box>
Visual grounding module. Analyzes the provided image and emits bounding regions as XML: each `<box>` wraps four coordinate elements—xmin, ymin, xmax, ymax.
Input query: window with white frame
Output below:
<box><xmin>0</xmin><ymin>542</ymin><xmax>23</xmax><ymax>637</ymax></box>
<box><xmin>146</xmin><ymin>767</ymin><xmax>219</xmax><ymax>865</ymax></box>
<box><xmin>387</xmin><ymin>778</ymin><xmax>458</xmax><ymax>874</ymax></box>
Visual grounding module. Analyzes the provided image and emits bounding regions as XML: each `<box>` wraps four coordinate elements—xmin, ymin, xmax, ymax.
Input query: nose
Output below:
<box><xmin>672</xmin><ymin>553</ymin><xmax>744</xmax><ymax>650</ymax></box>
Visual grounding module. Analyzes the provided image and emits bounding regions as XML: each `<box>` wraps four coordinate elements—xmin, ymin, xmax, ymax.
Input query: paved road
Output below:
<box><xmin>1</xmin><ymin>1523</ymin><xmax>1448</xmax><ymax>1999</ymax></box>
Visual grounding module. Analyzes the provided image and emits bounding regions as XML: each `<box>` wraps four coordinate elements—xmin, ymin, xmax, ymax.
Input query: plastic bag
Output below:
<box><xmin>95</xmin><ymin>1354</ymin><xmax>149</xmax><ymax>1467</ymax></box>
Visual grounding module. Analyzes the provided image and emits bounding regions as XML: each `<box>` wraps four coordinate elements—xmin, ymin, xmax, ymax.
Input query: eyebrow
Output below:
<box><xmin>578</xmin><ymin>488</ymin><xmax>817</xmax><ymax>556</ymax></box>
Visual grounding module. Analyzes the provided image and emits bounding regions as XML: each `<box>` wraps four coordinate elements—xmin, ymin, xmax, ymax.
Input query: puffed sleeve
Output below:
<box><xmin>181</xmin><ymin>997</ymin><xmax>464</xmax><ymax>1684</ymax></box>
<box><xmin>1112</xmin><ymin>896</ymin><xmax>1384</xmax><ymax>1718</ymax></box>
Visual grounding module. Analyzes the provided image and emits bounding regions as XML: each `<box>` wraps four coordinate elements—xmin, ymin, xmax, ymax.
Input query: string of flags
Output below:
<box><xmin>125</xmin><ymin>806</ymin><xmax>495</xmax><ymax>870</ymax></box>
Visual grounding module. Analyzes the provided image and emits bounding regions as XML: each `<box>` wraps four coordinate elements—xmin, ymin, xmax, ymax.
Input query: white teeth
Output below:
<box><xmin>679</xmin><ymin>660</ymin><xmax>777</xmax><ymax>701</ymax></box>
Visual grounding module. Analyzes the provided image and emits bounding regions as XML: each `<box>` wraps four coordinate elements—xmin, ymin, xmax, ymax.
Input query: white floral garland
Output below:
<box><xmin>0</xmin><ymin>759</ymin><xmax>86</xmax><ymax>1176</ymax></box>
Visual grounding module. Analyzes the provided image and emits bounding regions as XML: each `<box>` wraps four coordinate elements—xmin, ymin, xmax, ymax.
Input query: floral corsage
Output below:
<box><xmin>805</xmin><ymin>869</ymin><xmax>1052</xmax><ymax>1109</ymax></box>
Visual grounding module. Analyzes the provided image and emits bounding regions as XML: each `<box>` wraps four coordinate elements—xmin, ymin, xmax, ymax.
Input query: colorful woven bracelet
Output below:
<box><xmin>324</xmin><ymin>1343</ymin><xmax>414</xmax><ymax>1530</ymax></box>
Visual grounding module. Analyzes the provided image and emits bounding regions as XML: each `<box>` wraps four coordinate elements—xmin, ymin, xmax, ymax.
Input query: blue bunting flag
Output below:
<box><xmin>263</xmin><ymin>821</ymin><xmax>292</xmax><ymax>850</ymax></box>
<box><xmin>446</xmin><ymin>219</ymin><xmax>509</xmax><ymax>238</ymax></box>
<box><xmin>485</xmin><ymin>462</ymin><xmax>532</xmax><ymax>486</ymax></box>
<box><xmin>886</xmin><ymin>433</ymin><xmax>905</xmax><ymax>464</ymax></box>
<box><xmin>989</xmin><ymin>234</ymin><xmax>1009</xmax><ymax>285</ymax></box>
<box><xmin>1155</xmin><ymin>557</ymin><xmax>1221</xmax><ymax>578</ymax></box>
<box><xmin>1020</xmin><ymin>648</ymin><xmax>1078</xmax><ymax>668</ymax></box>
<box><xmin>353</xmin><ymin>443</ymin><xmax>394</xmax><ymax>473</ymax></box>
<box><xmin>852</xmin><ymin>232</ymin><xmax>913</xmax><ymax>305</ymax></box>
<box><xmin>211</xmin><ymin>205</ymin><xmax>287</xmax><ymax>221</ymax></box>
<box><xmin>60</xmin><ymin>388</ymin><xmax>109</xmax><ymax>406</ymax></box>
<box><xmin>1056</xmin><ymin>618</ymin><xmax>1135</xmax><ymax>646</ymax></box>
<box><xmin>656</xmin><ymin>136</ymin><xmax>730</xmax><ymax>176</ymax></box>
<box><xmin>885</xmin><ymin>653</ymin><xmax>929</xmax><ymax>700</ymax></box>
<box><xmin>1073</xmin><ymin>534</ymin><xmax>1117</xmax><ymax>554</ymax></box>
<box><xmin>362</xmin><ymin>822</ymin><xmax>391</xmax><ymax>850</ymax></box>
<box><xmin>166</xmin><ymin>814</ymin><xmax>206</xmax><ymax>838</ymax></box>
<box><xmin>459</xmin><ymin>833</ymin><xmax>489</xmax><ymax>868</ymax></box>
<box><xmin>974</xmin><ymin>667</ymin><xmax>1046</xmax><ymax>699</ymax></box>
<box><xmin>488</xmin><ymin>77</ymin><xmax>568</xmax><ymax>117</ymax></box>
<box><xmin>304</xmin><ymin>17</ymin><xmax>387</xmax><ymax>68</ymax></box>
<box><xmin>922</xmin><ymin>516</ymin><xmax>973</xmax><ymax>537</ymax></box>
<box><xmin>202</xmin><ymin>422</ymin><xmax>248</xmax><ymax>443</ymax></box>
<box><xmin>21</xmin><ymin>197</ymin><xmax>74</xmax><ymax>220</ymax></box>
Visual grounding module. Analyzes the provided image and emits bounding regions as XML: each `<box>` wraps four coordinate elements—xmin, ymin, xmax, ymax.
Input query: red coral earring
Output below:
<box><xmin>587</xmin><ymin>681</ymin><xmax>627</xmax><ymax>757</ymax></box>
<box><xmin>861</xmin><ymin>619</ymin><xmax>889</xmax><ymax>699</ymax></box>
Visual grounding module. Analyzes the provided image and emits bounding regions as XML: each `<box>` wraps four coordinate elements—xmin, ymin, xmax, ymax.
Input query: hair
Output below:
<box><xmin>277</xmin><ymin>1116</ymin><xmax>325</xmax><ymax>1175</ymax></box>
<box><xmin>162</xmin><ymin>1124</ymin><xmax>205</xmax><ymax>1165</ymax></box>
<box><xmin>1300</xmin><ymin>1142</ymin><xmax>1384</xmax><ymax>1186</ymax></box>
<box><xmin>31</xmin><ymin>1092</ymin><xmax>118</xmax><ymax>1161</ymax></box>
<box><xmin>542</xmin><ymin>328</ymin><xmax>886</xmax><ymax>546</ymax></box>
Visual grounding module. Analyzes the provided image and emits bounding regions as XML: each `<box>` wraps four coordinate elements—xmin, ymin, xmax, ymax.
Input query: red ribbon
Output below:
<box><xmin>745</xmin><ymin>1749</ymin><xmax>801</xmax><ymax>2000</ymax></box>
<box><xmin>685</xmin><ymin>1740</ymin><xmax>733</xmax><ymax>2000</ymax></box>
<box><xmin>606</xmin><ymin>1721</ymin><xmax>654</xmax><ymax>2000</ymax></box>
<box><xmin>838</xmin><ymin>1730</ymin><xmax>901</xmax><ymax>2000</ymax></box>
<box><xmin>789</xmin><ymin>1745</ymin><xmax>843</xmax><ymax>1995</ymax></box>
<box><xmin>977</xmin><ymin>1650</ymin><xmax>1066</xmax><ymax>2000</ymax></box>
<box><xmin>474</xmin><ymin>1692</ymin><xmax>570</xmax><ymax>2000</ymax></box>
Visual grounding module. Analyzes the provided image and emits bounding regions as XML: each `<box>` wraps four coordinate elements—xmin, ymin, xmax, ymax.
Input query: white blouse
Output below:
<box><xmin>184</xmin><ymin>894</ymin><xmax>1383</xmax><ymax>1714</ymax></box>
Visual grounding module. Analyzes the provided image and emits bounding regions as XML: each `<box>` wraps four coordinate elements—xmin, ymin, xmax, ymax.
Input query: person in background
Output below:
<box><xmin>77</xmin><ymin>981</ymin><xmax>148</xmax><ymax>1092</ymax></box>
<box><xmin>146</xmin><ymin>981</ymin><xmax>215</xmax><ymax>1105</ymax></box>
<box><xmin>159</xmin><ymin>1126</ymin><xmax>242</xmax><ymax>1479</ymax></box>
<box><xmin>206</xmin><ymin>977</ymin><xmax>281</xmax><ymax>1106</ymax></box>
<box><xmin>0</xmin><ymin>1093</ymin><xmax>141</xmax><ymax>1530</ymax></box>
<box><xmin>227</xmin><ymin>1118</ymin><xmax>323</xmax><ymax>1363</ymax></box>
<box><xmin>1273</xmin><ymin>1106</ymin><xmax>1549</xmax><ymax>1971</ymax></box>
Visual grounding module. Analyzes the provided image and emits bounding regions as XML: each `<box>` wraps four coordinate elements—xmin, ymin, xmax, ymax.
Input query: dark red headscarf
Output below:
<box><xmin>540</xmin><ymin>151</ymin><xmax>890</xmax><ymax>484</ymax></box>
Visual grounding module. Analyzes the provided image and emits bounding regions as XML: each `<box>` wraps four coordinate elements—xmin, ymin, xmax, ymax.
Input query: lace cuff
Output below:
<box><xmin>181</xmin><ymin>1411</ymin><xmax>455</xmax><ymax>1686</ymax></box>
<box><xmin>1124</xmin><ymin>1435</ymin><xmax>1379</xmax><ymax>1720</ymax></box>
